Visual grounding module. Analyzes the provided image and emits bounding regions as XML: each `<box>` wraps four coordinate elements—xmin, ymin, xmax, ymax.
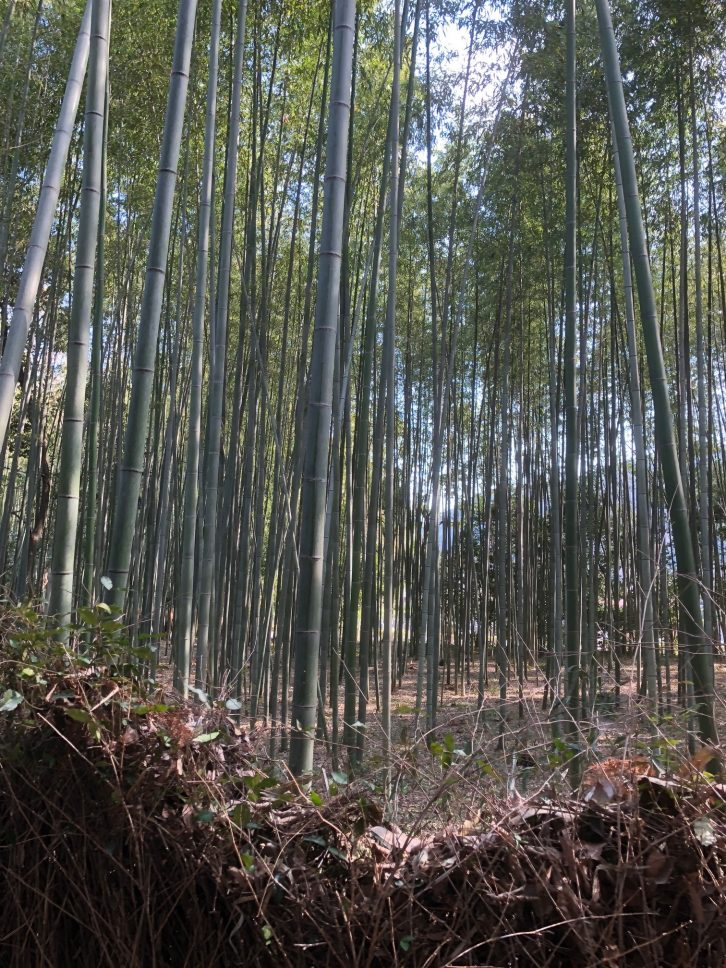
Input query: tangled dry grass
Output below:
<box><xmin>2</xmin><ymin>655</ymin><xmax>726</xmax><ymax>968</ymax></box>
<box><xmin>1</xmin><ymin>602</ymin><xmax>725</xmax><ymax>967</ymax></box>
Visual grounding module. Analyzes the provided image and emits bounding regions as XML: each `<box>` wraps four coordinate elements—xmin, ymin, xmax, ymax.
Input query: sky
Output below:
<box><xmin>434</xmin><ymin>4</ymin><xmax>512</xmax><ymax>123</ymax></box>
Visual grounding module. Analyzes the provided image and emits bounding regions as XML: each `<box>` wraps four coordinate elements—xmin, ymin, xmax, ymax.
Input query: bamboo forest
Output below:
<box><xmin>1</xmin><ymin>0</ymin><xmax>726</xmax><ymax>964</ymax></box>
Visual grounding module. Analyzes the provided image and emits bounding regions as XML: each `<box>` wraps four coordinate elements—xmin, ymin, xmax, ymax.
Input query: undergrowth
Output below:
<box><xmin>2</xmin><ymin>603</ymin><xmax>726</xmax><ymax>967</ymax></box>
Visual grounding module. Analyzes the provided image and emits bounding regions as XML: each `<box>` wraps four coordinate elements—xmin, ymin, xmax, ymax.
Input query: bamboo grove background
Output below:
<box><xmin>0</xmin><ymin>0</ymin><xmax>725</xmax><ymax>774</ymax></box>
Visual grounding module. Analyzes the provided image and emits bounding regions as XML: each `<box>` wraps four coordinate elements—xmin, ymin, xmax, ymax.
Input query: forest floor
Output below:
<box><xmin>157</xmin><ymin>643</ymin><xmax>726</xmax><ymax>833</ymax></box>
<box><xmin>303</xmin><ymin>653</ymin><xmax>726</xmax><ymax>831</ymax></box>
<box><xmin>6</xmin><ymin>618</ymin><xmax>726</xmax><ymax>966</ymax></box>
